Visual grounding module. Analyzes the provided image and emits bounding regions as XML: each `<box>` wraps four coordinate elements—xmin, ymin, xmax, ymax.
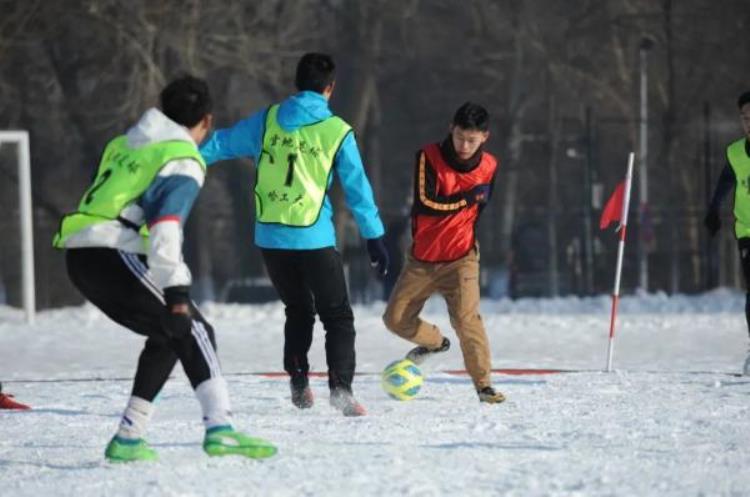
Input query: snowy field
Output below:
<box><xmin>2</xmin><ymin>289</ymin><xmax>750</xmax><ymax>496</ymax></box>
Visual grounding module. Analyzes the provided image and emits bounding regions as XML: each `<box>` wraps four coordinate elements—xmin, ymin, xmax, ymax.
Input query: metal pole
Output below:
<box><xmin>638</xmin><ymin>38</ymin><xmax>653</xmax><ymax>292</ymax></box>
<box><xmin>703</xmin><ymin>102</ymin><xmax>715</xmax><ymax>289</ymax></box>
<box><xmin>583</xmin><ymin>107</ymin><xmax>595</xmax><ymax>295</ymax></box>
<box><xmin>19</xmin><ymin>133</ymin><xmax>35</xmax><ymax>324</ymax></box>
<box><xmin>606</xmin><ymin>152</ymin><xmax>635</xmax><ymax>372</ymax></box>
<box><xmin>548</xmin><ymin>95</ymin><xmax>559</xmax><ymax>297</ymax></box>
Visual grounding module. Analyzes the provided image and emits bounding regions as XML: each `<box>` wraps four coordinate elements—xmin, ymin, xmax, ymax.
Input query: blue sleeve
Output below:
<box><xmin>141</xmin><ymin>175</ymin><xmax>201</xmax><ymax>226</ymax></box>
<box><xmin>334</xmin><ymin>132</ymin><xmax>385</xmax><ymax>239</ymax></box>
<box><xmin>199</xmin><ymin>109</ymin><xmax>267</xmax><ymax>166</ymax></box>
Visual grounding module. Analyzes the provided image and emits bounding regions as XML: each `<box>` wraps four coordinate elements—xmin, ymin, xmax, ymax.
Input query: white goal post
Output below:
<box><xmin>0</xmin><ymin>131</ymin><xmax>35</xmax><ymax>324</ymax></box>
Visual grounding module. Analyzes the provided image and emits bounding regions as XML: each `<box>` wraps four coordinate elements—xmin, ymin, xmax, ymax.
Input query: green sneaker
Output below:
<box><xmin>104</xmin><ymin>436</ymin><xmax>158</xmax><ymax>462</ymax></box>
<box><xmin>202</xmin><ymin>426</ymin><xmax>277</xmax><ymax>459</ymax></box>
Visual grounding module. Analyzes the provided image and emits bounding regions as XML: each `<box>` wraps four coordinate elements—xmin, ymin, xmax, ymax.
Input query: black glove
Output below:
<box><xmin>704</xmin><ymin>209</ymin><xmax>721</xmax><ymax>237</ymax></box>
<box><xmin>366</xmin><ymin>237</ymin><xmax>390</xmax><ymax>277</ymax></box>
<box><xmin>463</xmin><ymin>184</ymin><xmax>491</xmax><ymax>206</ymax></box>
<box><xmin>161</xmin><ymin>286</ymin><xmax>192</xmax><ymax>338</ymax></box>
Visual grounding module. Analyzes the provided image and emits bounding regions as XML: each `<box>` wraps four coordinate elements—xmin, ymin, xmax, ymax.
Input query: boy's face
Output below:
<box><xmin>450</xmin><ymin>125</ymin><xmax>489</xmax><ymax>160</ymax></box>
<box><xmin>741</xmin><ymin>103</ymin><xmax>750</xmax><ymax>140</ymax></box>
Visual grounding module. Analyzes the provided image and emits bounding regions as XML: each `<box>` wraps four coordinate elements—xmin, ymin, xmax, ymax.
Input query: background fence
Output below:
<box><xmin>1</xmin><ymin>0</ymin><xmax>749</xmax><ymax>308</ymax></box>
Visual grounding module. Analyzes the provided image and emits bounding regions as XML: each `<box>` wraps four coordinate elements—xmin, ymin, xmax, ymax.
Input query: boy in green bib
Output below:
<box><xmin>54</xmin><ymin>76</ymin><xmax>276</xmax><ymax>461</ymax></box>
<box><xmin>705</xmin><ymin>91</ymin><xmax>750</xmax><ymax>375</ymax></box>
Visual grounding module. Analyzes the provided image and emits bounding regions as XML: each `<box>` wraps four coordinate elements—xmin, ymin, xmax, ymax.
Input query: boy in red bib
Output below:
<box><xmin>383</xmin><ymin>102</ymin><xmax>504</xmax><ymax>403</ymax></box>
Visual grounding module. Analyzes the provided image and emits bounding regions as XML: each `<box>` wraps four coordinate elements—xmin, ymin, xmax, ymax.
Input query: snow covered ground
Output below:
<box><xmin>2</xmin><ymin>290</ymin><xmax>750</xmax><ymax>496</ymax></box>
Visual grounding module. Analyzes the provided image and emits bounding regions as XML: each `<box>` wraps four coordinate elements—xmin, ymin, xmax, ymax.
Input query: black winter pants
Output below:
<box><xmin>738</xmin><ymin>238</ymin><xmax>750</xmax><ymax>337</ymax></box>
<box><xmin>261</xmin><ymin>247</ymin><xmax>356</xmax><ymax>391</ymax></box>
<box><xmin>66</xmin><ymin>248</ymin><xmax>221</xmax><ymax>401</ymax></box>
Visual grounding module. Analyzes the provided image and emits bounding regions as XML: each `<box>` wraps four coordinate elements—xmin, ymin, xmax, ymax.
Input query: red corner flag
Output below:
<box><xmin>599</xmin><ymin>182</ymin><xmax>625</xmax><ymax>230</ymax></box>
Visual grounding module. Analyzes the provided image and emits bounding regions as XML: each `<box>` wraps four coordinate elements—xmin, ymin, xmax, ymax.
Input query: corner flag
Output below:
<box><xmin>601</xmin><ymin>152</ymin><xmax>635</xmax><ymax>372</ymax></box>
<box><xmin>599</xmin><ymin>182</ymin><xmax>625</xmax><ymax>230</ymax></box>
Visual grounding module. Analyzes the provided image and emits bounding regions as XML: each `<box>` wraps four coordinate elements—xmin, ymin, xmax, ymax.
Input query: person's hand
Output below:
<box><xmin>366</xmin><ymin>237</ymin><xmax>390</xmax><ymax>277</ymax></box>
<box><xmin>161</xmin><ymin>286</ymin><xmax>192</xmax><ymax>338</ymax></box>
<box><xmin>704</xmin><ymin>209</ymin><xmax>721</xmax><ymax>237</ymax></box>
<box><xmin>463</xmin><ymin>184</ymin><xmax>491</xmax><ymax>205</ymax></box>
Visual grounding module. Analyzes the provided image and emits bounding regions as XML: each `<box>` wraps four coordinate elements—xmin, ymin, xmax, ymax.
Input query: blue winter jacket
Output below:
<box><xmin>200</xmin><ymin>91</ymin><xmax>384</xmax><ymax>250</ymax></box>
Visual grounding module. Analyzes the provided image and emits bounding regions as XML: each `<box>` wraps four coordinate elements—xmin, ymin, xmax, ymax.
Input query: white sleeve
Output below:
<box><xmin>142</xmin><ymin>158</ymin><xmax>204</xmax><ymax>291</ymax></box>
<box><xmin>148</xmin><ymin>220</ymin><xmax>193</xmax><ymax>289</ymax></box>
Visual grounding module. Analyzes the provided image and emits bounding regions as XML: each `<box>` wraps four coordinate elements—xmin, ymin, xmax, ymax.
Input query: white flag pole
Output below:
<box><xmin>606</xmin><ymin>152</ymin><xmax>635</xmax><ymax>372</ymax></box>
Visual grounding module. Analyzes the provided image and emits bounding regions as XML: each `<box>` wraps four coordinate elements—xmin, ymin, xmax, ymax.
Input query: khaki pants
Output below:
<box><xmin>382</xmin><ymin>248</ymin><xmax>492</xmax><ymax>389</ymax></box>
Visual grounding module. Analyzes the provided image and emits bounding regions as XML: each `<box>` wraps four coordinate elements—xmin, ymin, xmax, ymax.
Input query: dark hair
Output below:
<box><xmin>452</xmin><ymin>102</ymin><xmax>490</xmax><ymax>132</ymax></box>
<box><xmin>295</xmin><ymin>53</ymin><xmax>336</xmax><ymax>93</ymax></box>
<box><xmin>738</xmin><ymin>91</ymin><xmax>750</xmax><ymax>109</ymax></box>
<box><xmin>160</xmin><ymin>75</ymin><xmax>212</xmax><ymax>128</ymax></box>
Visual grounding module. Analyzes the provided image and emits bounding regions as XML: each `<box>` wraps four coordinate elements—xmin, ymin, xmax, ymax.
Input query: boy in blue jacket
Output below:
<box><xmin>201</xmin><ymin>53</ymin><xmax>388</xmax><ymax>416</ymax></box>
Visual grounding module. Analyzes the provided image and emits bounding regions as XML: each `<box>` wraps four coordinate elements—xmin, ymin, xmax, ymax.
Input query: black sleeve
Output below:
<box><xmin>411</xmin><ymin>151</ymin><xmax>470</xmax><ymax>216</ymax></box>
<box><xmin>478</xmin><ymin>170</ymin><xmax>497</xmax><ymax>215</ymax></box>
<box><xmin>708</xmin><ymin>162</ymin><xmax>736</xmax><ymax>212</ymax></box>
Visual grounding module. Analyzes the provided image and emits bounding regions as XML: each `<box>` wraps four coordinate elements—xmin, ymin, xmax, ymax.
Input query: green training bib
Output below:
<box><xmin>53</xmin><ymin>136</ymin><xmax>205</xmax><ymax>248</ymax></box>
<box><xmin>728</xmin><ymin>138</ymin><xmax>750</xmax><ymax>238</ymax></box>
<box><xmin>254</xmin><ymin>104</ymin><xmax>351</xmax><ymax>227</ymax></box>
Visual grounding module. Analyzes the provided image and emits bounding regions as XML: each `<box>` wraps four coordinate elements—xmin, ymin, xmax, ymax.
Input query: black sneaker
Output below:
<box><xmin>477</xmin><ymin>386</ymin><xmax>506</xmax><ymax>404</ymax></box>
<box><xmin>290</xmin><ymin>375</ymin><xmax>314</xmax><ymax>409</ymax></box>
<box><xmin>329</xmin><ymin>388</ymin><xmax>366</xmax><ymax>417</ymax></box>
<box><xmin>406</xmin><ymin>337</ymin><xmax>451</xmax><ymax>365</ymax></box>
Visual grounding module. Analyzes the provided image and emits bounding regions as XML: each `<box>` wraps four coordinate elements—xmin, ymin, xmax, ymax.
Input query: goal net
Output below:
<box><xmin>0</xmin><ymin>131</ymin><xmax>35</xmax><ymax>323</ymax></box>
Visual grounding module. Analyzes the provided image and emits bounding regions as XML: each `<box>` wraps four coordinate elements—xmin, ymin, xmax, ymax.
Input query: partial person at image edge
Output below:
<box><xmin>704</xmin><ymin>90</ymin><xmax>750</xmax><ymax>376</ymax></box>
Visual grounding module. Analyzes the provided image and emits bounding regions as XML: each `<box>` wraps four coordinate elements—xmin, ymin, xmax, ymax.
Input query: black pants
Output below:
<box><xmin>261</xmin><ymin>247</ymin><xmax>356</xmax><ymax>391</ymax></box>
<box><xmin>739</xmin><ymin>238</ymin><xmax>750</xmax><ymax>337</ymax></box>
<box><xmin>66</xmin><ymin>248</ymin><xmax>220</xmax><ymax>401</ymax></box>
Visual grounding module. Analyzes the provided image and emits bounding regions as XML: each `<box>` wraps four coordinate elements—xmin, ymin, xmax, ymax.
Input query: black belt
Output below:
<box><xmin>116</xmin><ymin>216</ymin><xmax>141</xmax><ymax>232</ymax></box>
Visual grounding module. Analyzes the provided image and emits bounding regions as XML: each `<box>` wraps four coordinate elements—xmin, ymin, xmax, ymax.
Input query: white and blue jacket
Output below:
<box><xmin>63</xmin><ymin>108</ymin><xmax>204</xmax><ymax>290</ymax></box>
<box><xmin>199</xmin><ymin>91</ymin><xmax>384</xmax><ymax>250</ymax></box>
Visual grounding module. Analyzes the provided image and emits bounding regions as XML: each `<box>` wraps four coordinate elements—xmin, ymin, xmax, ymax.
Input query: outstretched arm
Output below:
<box><xmin>199</xmin><ymin>109</ymin><xmax>267</xmax><ymax>166</ymax></box>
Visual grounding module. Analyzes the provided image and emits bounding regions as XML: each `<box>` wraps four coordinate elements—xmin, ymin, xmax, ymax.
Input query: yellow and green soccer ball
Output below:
<box><xmin>381</xmin><ymin>359</ymin><xmax>424</xmax><ymax>401</ymax></box>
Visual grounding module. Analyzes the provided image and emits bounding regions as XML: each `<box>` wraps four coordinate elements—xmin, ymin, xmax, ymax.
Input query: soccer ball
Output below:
<box><xmin>381</xmin><ymin>359</ymin><xmax>424</xmax><ymax>401</ymax></box>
